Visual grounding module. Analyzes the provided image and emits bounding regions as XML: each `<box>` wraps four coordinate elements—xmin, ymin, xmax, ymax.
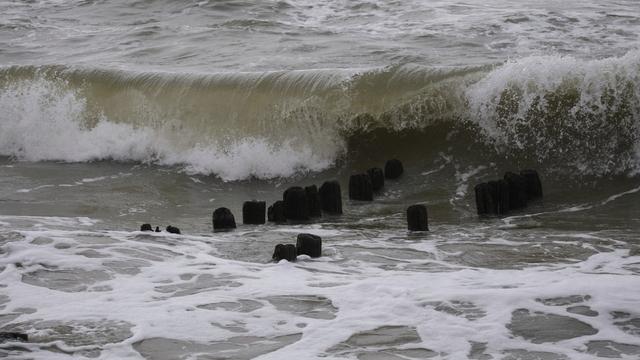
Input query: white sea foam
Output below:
<box><xmin>1</xmin><ymin>215</ymin><xmax>640</xmax><ymax>359</ymax></box>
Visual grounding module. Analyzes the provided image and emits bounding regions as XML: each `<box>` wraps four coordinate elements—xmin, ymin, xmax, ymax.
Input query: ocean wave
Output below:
<box><xmin>1</xmin><ymin>52</ymin><xmax>640</xmax><ymax>179</ymax></box>
<box><xmin>466</xmin><ymin>50</ymin><xmax>640</xmax><ymax>176</ymax></box>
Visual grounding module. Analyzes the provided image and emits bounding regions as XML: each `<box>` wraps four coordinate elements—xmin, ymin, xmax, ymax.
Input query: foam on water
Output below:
<box><xmin>2</xmin><ymin>213</ymin><xmax>640</xmax><ymax>359</ymax></box>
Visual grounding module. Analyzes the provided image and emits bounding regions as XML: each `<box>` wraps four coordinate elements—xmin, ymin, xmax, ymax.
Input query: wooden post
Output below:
<box><xmin>213</xmin><ymin>207</ymin><xmax>236</xmax><ymax>231</ymax></box>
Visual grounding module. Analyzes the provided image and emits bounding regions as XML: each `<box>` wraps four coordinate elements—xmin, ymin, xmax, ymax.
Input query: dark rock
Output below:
<box><xmin>296</xmin><ymin>233</ymin><xmax>322</xmax><ymax>258</ymax></box>
<box><xmin>407</xmin><ymin>204</ymin><xmax>429</xmax><ymax>231</ymax></box>
<box><xmin>166</xmin><ymin>226</ymin><xmax>181</xmax><ymax>234</ymax></box>
<box><xmin>242</xmin><ymin>200</ymin><xmax>266</xmax><ymax>225</ymax></box>
<box><xmin>488</xmin><ymin>179</ymin><xmax>509</xmax><ymax>214</ymax></box>
<box><xmin>0</xmin><ymin>332</ymin><xmax>28</xmax><ymax>343</ymax></box>
<box><xmin>272</xmin><ymin>244</ymin><xmax>297</xmax><ymax>262</ymax></box>
<box><xmin>268</xmin><ymin>200</ymin><xmax>287</xmax><ymax>222</ymax></box>
<box><xmin>384</xmin><ymin>159</ymin><xmax>404</xmax><ymax>179</ymax></box>
<box><xmin>349</xmin><ymin>173</ymin><xmax>373</xmax><ymax>201</ymax></box>
<box><xmin>520</xmin><ymin>169</ymin><xmax>543</xmax><ymax>200</ymax></box>
<box><xmin>155</xmin><ymin>226</ymin><xmax>160</xmax><ymax>232</ymax></box>
<box><xmin>504</xmin><ymin>172</ymin><xmax>528</xmax><ymax>209</ymax></box>
<box><xmin>283</xmin><ymin>186</ymin><xmax>309</xmax><ymax>221</ymax></box>
<box><xmin>367</xmin><ymin>167</ymin><xmax>385</xmax><ymax>191</ymax></box>
<box><xmin>213</xmin><ymin>207</ymin><xmax>236</xmax><ymax>231</ymax></box>
<box><xmin>319</xmin><ymin>181</ymin><xmax>342</xmax><ymax>214</ymax></box>
<box><xmin>305</xmin><ymin>185</ymin><xmax>322</xmax><ymax>218</ymax></box>
<box><xmin>140</xmin><ymin>223</ymin><xmax>152</xmax><ymax>232</ymax></box>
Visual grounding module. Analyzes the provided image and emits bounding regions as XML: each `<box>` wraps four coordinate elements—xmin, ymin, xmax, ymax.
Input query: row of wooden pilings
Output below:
<box><xmin>141</xmin><ymin>164</ymin><xmax>543</xmax><ymax>262</ymax></box>
<box><xmin>474</xmin><ymin>169</ymin><xmax>543</xmax><ymax>214</ymax></box>
<box><xmin>211</xmin><ymin>159</ymin><xmax>427</xmax><ymax>262</ymax></box>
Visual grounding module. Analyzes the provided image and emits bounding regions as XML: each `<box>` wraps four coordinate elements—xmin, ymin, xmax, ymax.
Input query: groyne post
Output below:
<box><xmin>213</xmin><ymin>207</ymin><xmax>237</xmax><ymax>231</ymax></box>
<box><xmin>319</xmin><ymin>181</ymin><xmax>342</xmax><ymax>214</ymax></box>
<box><xmin>296</xmin><ymin>233</ymin><xmax>322</xmax><ymax>258</ymax></box>
<box><xmin>243</xmin><ymin>200</ymin><xmax>266</xmax><ymax>225</ymax></box>
<box><xmin>407</xmin><ymin>204</ymin><xmax>429</xmax><ymax>231</ymax></box>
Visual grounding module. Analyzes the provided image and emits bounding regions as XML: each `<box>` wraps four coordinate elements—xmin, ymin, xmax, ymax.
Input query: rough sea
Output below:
<box><xmin>2</xmin><ymin>0</ymin><xmax>640</xmax><ymax>359</ymax></box>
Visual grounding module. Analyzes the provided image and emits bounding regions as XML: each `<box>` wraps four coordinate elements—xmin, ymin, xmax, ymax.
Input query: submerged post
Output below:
<box><xmin>283</xmin><ymin>186</ymin><xmax>310</xmax><ymax>221</ymax></box>
<box><xmin>268</xmin><ymin>200</ymin><xmax>287</xmax><ymax>222</ymax></box>
<box><xmin>504</xmin><ymin>172</ymin><xmax>528</xmax><ymax>210</ymax></box>
<box><xmin>349</xmin><ymin>173</ymin><xmax>373</xmax><ymax>201</ymax></box>
<box><xmin>213</xmin><ymin>207</ymin><xmax>236</xmax><ymax>231</ymax></box>
<box><xmin>305</xmin><ymin>185</ymin><xmax>322</xmax><ymax>218</ymax></box>
<box><xmin>367</xmin><ymin>167</ymin><xmax>385</xmax><ymax>191</ymax></box>
<box><xmin>407</xmin><ymin>204</ymin><xmax>429</xmax><ymax>231</ymax></box>
<box><xmin>243</xmin><ymin>200</ymin><xmax>266</xmax><ymax>225</ymax></box>
<box><xmin>520</xmin><ymin>169</ymin><xmax>543</xmax><ymax>200</ymax></box>
<box><xmin>296</xmin><ymin>233</ymin><xmax>322</xmax><ymax>258</ymax></box>
<box><xmin>319</xmin><ymin>180</ymin><xmax>342</xmax><ymax>214</ymax></box>
<box><xmin>272</xmin><ymin>244</ymin><xmax>297</xmax><ymax>262</ymax></box>
<box><xmin>385</xmin><ymin>159</ymin><xmax>404</xmax><ymax>179</ymax></box>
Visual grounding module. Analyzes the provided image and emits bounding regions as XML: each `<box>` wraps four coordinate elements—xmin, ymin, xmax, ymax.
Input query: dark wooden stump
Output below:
<box><xmin>504</xmin><ymin>172</ymin><xmax>528</xmax><ymax>209</ymax></box>
<box><xmin>243</xmin><ymin>200</ymin><xmax>266</xmax><ymax>224</ymax></box>
<box><xmin>305</xmin><ymin>185</ymin><xmax>322</xmax><ymax>218</ymax></box>
<box><xmin>272</xmin><ymin>244</ymin><xmax>297</xmax><ymax>262</ymax></box>
<box><xmin>367</xmin><ymin>167</ymin><xmax>385</xmax><ymax>191</ymax></box>
<box><xmin>407</xmin><ymin>204</ymin><xmax>429</xmax><ymax>231</ymax></box>
<box><xmin>319</xmin><ymin>180</ymin><xmax>342</xmax><ymax>214</ymax></box>
<box><xmin>520</xmin><ymin>169</ymin><xmax>543</xmax><ymax>200</ymax></box>
<box><xmin>296</xmin><ymin>233</ymin><xmax>322</xmax><ymax>258</ymax></box>
<box><xmin>268</xmin><ymin>200</ymin><xmax>287</xmax><ymax>222</ymax></box>
<box><xmin>349</xmin><ymin>173</ymin><xmax>373</xmax><ymax>201</ymax></box>
<box><xmin>488</xmin><ymin>179</ymin><xmax>509</xmax><ymax>214</ymax></box>
<box><xmin>166</xmin><ymin>226</ymin><xmax>181</xmax><ymax>234</ymax></box>
<box><xmin>475</xmin><ymin>182</ymin><xmax>491</xmax><ymax>215</ymax></box>
<box><xmin>213</xmin><ymin>207</ymin><xmax>236</xmax><ymax>231</ymax></box>
<box><xmin>384</xmin><ymin>159</ymin><xmax>404</xmax><ymax>179</ymax></box>
<box><xmin>140</xmin><ymin>223</ymin><xmax>152</xmax><ymax>232</ymax></box>
<box><xmin>283</xmin><ymin>186</ymin><xmax>310</xmax><ymax>221</ymax></box>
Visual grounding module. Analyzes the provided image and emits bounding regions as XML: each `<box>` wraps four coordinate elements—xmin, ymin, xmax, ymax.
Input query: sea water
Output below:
<box><xmin>1</xmin><ymin>0</ymin><xmax>640</xmax><ymax>359</ymax></box>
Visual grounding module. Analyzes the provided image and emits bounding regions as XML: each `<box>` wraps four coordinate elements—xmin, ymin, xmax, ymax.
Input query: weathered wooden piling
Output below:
<box><xmin>268</xmin><ymin>200</ymin><xmax>287</xmax><ymax>222</ymax></box>
<box><xmin>504</xmin><ymin>171</ymin><xmax>528</xmax><ymax>209</ymax></box>
<box><xmin>243</xmin><ymin>200</ymin><xmax>266</xmax><ymax>224</ymax></box>
<box><xmin>296</xmin><ymin>233</ymin><xmax>322</xmax><ymax>258</ymax></box>
<box><xmin>283</xmin><ymin>186</ymin><xmax>310</xmax><ymax>221</ymax></box>
<box><xmin>488</xmin><ymin>179</ymin><xmax>509</xmax><ymax>214</ymax></box>
<box><xmin>305</xmin><ymin>185</ymin><xmax>322</xmax><ymax>218</ymax></box>
<box><xmin>476</xmin><ymin>169</ymin><xmax>542</xmax><ymax>215</ymax></box>
<box><xmin>475</xmin><ymin>183</ymin><xmax>491</xmax><ymax>215</ymax></box>
<box><xmin>213</xmin><ymin>207</ymin><xmax>237</xmax><ymax>231</ymax></box>
<box><xmin>407</xmin><ymin>204</ymin><xmax>429</xmax><ymax>231</ymax></box>
<box><xmin>319</xmin><ymin>180</ymin><xmax>342</xmax><ymax>214</ymax></box>
<box><xmin>272</xmin><ymin>244</ymin><xmax>297</xmax><ymax>262</ymax></box>
<box><xmin>520</xmin><ymin>169</ymin><xmax>543</xmax><ymax>200</ymax></box>
<box><xmin>349</xmin><ymin>173</ymin><xmax>373</xmax><ymax>201</ymax></box>
<box><xmin>385</xmin><ymin>159</ymin><xmax>404</xmax><ymax>179</ymax></box>
<box><xmin>367</xmin><ymin>167</ymin><xmax>385</xmax><ymax>191</ymax></box>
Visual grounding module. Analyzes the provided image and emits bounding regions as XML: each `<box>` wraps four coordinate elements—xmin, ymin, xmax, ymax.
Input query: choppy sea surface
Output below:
<box><xmin>2</xmin><ymin>0</ymin><xmax>640</xmax><ymax>359</ymax></box>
